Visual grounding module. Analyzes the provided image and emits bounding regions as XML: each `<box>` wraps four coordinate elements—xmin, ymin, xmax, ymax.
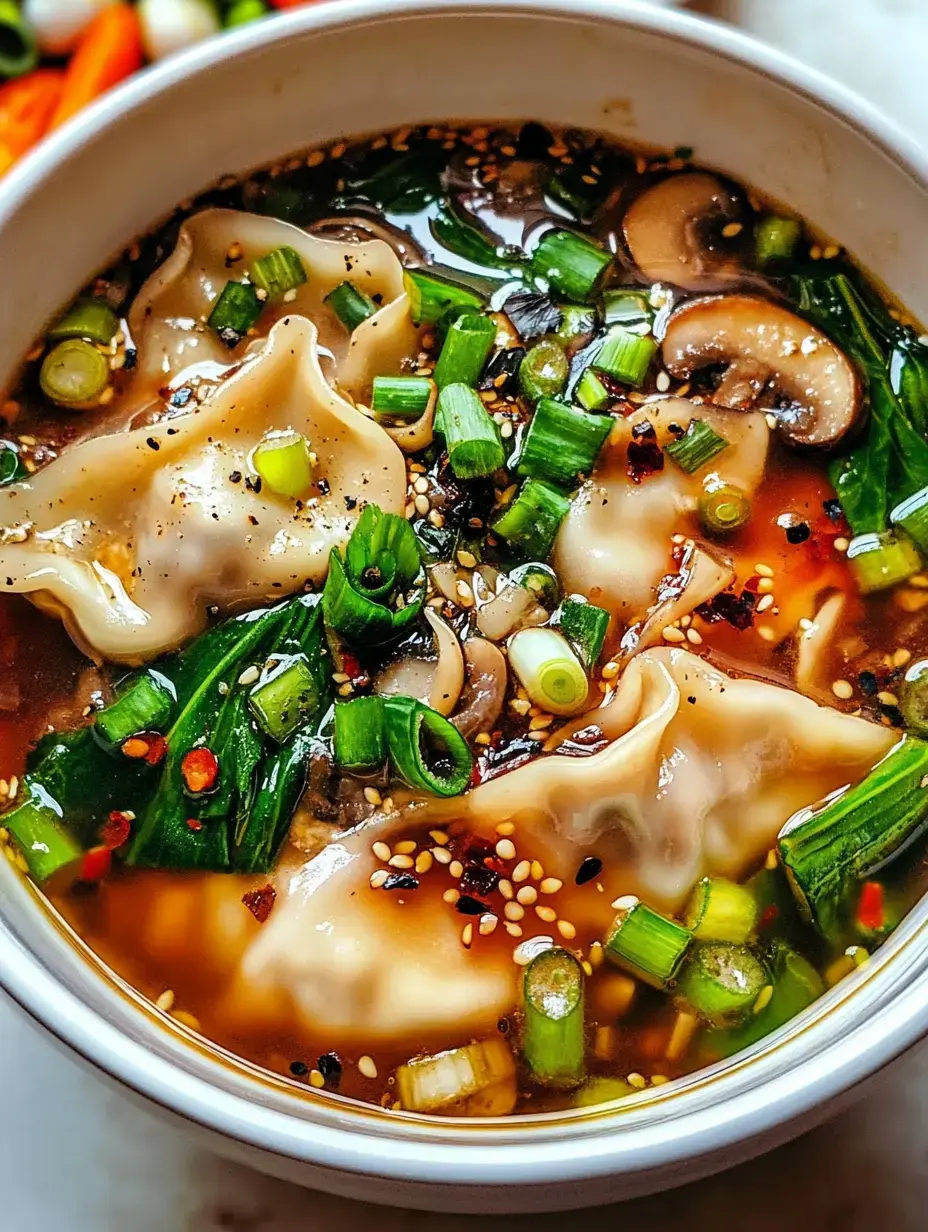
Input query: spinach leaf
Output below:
<box><xmin>0</xmin><ymin>440</ymin><xmax>27</xmax><ymax>486</ymax></box>
<box><xmin>429</xmin><ymin>200</ymin><xmax>525</xmax><ymax>273</ymax></box>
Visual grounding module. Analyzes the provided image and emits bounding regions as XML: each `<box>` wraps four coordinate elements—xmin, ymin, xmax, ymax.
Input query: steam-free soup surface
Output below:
<box><xmin>3</xmin><ymin>122</ymin><xmax>928</xmax><ymax>1117</ymax></box>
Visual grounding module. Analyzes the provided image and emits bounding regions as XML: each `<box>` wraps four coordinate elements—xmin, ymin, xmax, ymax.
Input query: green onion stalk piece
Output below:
<box><xmin>94</xmin><ymin>672</ymin><xmax>175</xmax><ymax>749</ymax></box>
<box><xmin>48</xmin><ymin>298</ymin><xmax>119</xmax><ymax>346</ymax></box>
<box><xmin>604</xmin><ymin>895</ymin><xmax>693</xmax><ymax>989</ymax></box>
<box><xmin>891</xmin><ymin>485</ymin><xmax>928</xmax><ymax>554</ymax></box>
<box><xmin>403</xmin><ymin>267</ymin><xmax>484</xmax><ymax>326</ymax></box>
<box><xmin>556</xmin><ymin>304</ymin><xmax>598</xmax><ymax>347</ymax></box>
<box><xmin>334</xmin><ymin>695</ymin><xmax>386</xmax><ymax>772</ymax></box>
<box><xmin>491</xmin><ymin>478</ymin><xmax>571</xmax><ymax>560</ymax></box>
<box><xmin>371</xmin><ymin>376</ymin><xmax>434</xmax><ymax>421</ymax></box>
<box><xmin>755</xmin><ymin>215</ymin><xmax>802</xmax><ymax>267</ymax></box>
<box><xmin>517</xmin><ymin>396</ymin><xmax>611</xmax><ymax>488</ymax></box>
<box><xmin>224</xmin><ymin>0</ymin><xmax>268</xmax><ymax>24</ymax></box>
<box><xmin>678</xmin><ymin>942</ymin><xmax>769</xmax><ymax>1027</ymax></box>
<box><xmin>684</xmin><ymin>876</ymin><xmax>759</xmax><ymax>944</ymax></box>
<box><xmin>252</xmin><ymin>429</ymin><xmax>314</xmax><ymax>499</ymax></box>
<box><xmin>323</xmin><ymin>504</ymin><xmax>425</xmax><ymax>645</ymax></box>
<box><xmin>556</xmin><ymin>596</ymin><xmax>609</xmax><ymax>669</ymax></box>
<box><xmin>778</xmin><ymin>736</ymin><xmax>928</xmax><ymax>942</ymax></box>
<box><xmin>592</xmin><ymin>325</ymin><xmax>657</xmax><ymax>388</ymax></box>
<box><xmin>665</xmin><ymin>419</ymin><xmax>730</xmax><ymax>474</ymax></box>
<box><xmin>846</xmin><ymin>530</ymin><xmax>922</xmax><ymax>594</ymax></box>
<box><xmin>698</xmin><ymin>483</ymin><xmax>751</xmax><ymax>535</ymax></box>
<box><xmin>433</xmin><ymin>312</ymin><xmax>496</xmax><ymax>389</ymax></box>
<box><xmin>572</xmin><ymin>1077</ymin><xmax>636</xmax><ymax>1108</ymax></box>
<box><xmin>518</xmin><ymin>339</ymin><xmax>569</xmax><ymax>403</ymax></box>
<box><xmin>207</xmin><ymin>280</ymin><xmax>262</xmax><ymax>347</ymax></box>
<box><xmin>0</xmin><ymin>0</ymin><xmax>38</xmax><ymax>79</ymax></box>
<box><xmin>508</xmin><ymin>562</ymin><xmax>560</xmax><ymax>609</ymax></box>
<box><xmin>247</xmin><ymin>655</ymin><xmax>320</xmax><ymax>744</ymax></box>
<box><xmin>522</xmin><ymin>947</ymin><xmax>586</xmax><ymax>1089</ymax></box>
<box><xmin>900</xmin><ymin>659</ymin><xmax>928</xmax><ymax>738</ymax></box>
<box><xmin>507</xmin><ymin>626</ymin><xmax>589</xmax><ymax>716</ymax></box>
<box><xmin>325</xmin><ymin>281</ymin><xmax>377</xmax><ymax>331</ymax></box>
<box><xmin>437</xmin><ymin>383</ymin><xmax>504</xmax><ymax>479</ymax></box>
<box><xmin>395</xmin><ymin>1037</ymin><xmax>516</xmax><ymax>1115</ymax></box>
<box><xmin>250</xmin><ymin>245</ymin><xmax>307</xmax><ymax>300</ymax></box>
<box><xmin>531</xmin><ymin>229</ymin><xmax>612</xmax><ymax>303</ymax></box>
<box><xmin>383</xmin><ymin>695</ymin><xmax>474</xmax><ymax>797</ymax></box>
<box><xmin>576</xmin><ymin>368</ymin><xmax>610</xmax><ymax>412</ymax></box>
<box><xmin>2</xmin><ymin>783</ymin><xmax>83</xmax><ymax>884</ymax></box>
<box><xmin>601</xmin><ymin>289</ymin><xmax>653</xmax><ymax>332</ymax></box>
<box><xmin>39</xmin><ymin>339</ymin><xmax>109</xmax><ymax>407</ymax></box>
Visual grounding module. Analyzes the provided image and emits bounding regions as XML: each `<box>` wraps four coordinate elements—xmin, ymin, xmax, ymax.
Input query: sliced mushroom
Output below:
<box><xmin>374</xmin><ymin>608</ymin><xmax>465</xmax><ymax>716</ymax></box>
<box><xmin>451</xmin><ymin>638</ymin><xmax>508</xmax><ymax>739</ymax></box>
<box><xmin>662</xmin><ymin>295</ymin><xmax>862</xmax><ymax>448</ymax></box>
<box><xmin>619</xmin><ymin>540</ymin><xmax>736</xmax><ymax>661</ymax></box>
<box><xmin>622</xmin><ymin>173</ymin><xmax>748</xmax><ymax>292</ymax></box>
<box><xmin>473</xmin><ymin>566</ymin><xmax>548</xmax><ymax>642</ymax></box>
<box><xmin>796</xmin><ymin>591</ymin><xmax>847</xmax><ymax>695</ymax></box>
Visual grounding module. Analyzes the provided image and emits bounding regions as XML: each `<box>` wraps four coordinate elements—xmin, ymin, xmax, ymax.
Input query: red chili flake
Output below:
<box><xmin>242</xmin><ymin>884</ymin><xmax>277</xmax><ymax>923</ymax></box>
<box><xmin>626</xmin><ymin>420</ymin><xmax>664</xmax><ymax>483</ymax></box>
<box><xmin>101</xmin><ymin>810</ymin><xmax>132</xmax><ymax>850</ymax></box>
<box><xmin>80</xmin><ymin>845</ymin><xmax>112</xmax><ymax>882</ymax></box>
<box><xmin>120</xmin><ymin>731</ymin><xmax>166</xmax><ymax>764</ymax></box>
<box><xmin>181</xmin><ymin>746</ymin><xmax>219</xmax><ymax>794</ymax></box>
<box><xmin>857</xmin><ymin>880</ymin><xmax>885</xmax><ymax>933</ymax></box>
<box><xmin>341</xmin><ymin>650</ymin><xmax>362</xmax><ymax>679</ymax></box>
<box><xmin>758</xmin><ymin>904</ymin><xmax>780</xmax><ymax>931</ymax></box>
<box><xmin>185</xmin><ymin>817</ymin><xmax>203</xmax><ymax>832</ymax></box>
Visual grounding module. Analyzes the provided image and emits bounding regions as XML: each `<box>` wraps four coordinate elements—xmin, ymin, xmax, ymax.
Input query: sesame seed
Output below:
<box><xmin>540</xmin><ymin>877</ymin><xmax>563</xmax><ymax>894</ymax></box>
<box><xmin>369</xmin><ymin>869</ymin><xmax>389</xmax><ymax>889</ymax></box>
<box><xmin>557</xmin><ymin>919</ymin><xmax>577</xmax><ymax>940</ymax></box>
<box><xmin>429</xmin><ymin>830</ymin><xmax>450</xmax><ymax>846</ymax></box>
<box><xmin>455</xmin><ymin>580</ymin><xmax>475</xmax><ymax>607</ymax></box>
<box><xmin>457</xmin><ymin>551</ymin><xmax>478</xmax><ymax>571</ymax></box>
<box><xmin>685</xmin><ymin>628</ymin><xmax>703</xmax><ymax>646</ymax></box>
<box><xmin>662</xmin><ymin>626</ymin><xmax>686</xmax><ymax>643</ymax></box>
<box><xmin>754</xmin><ymin>562</ymin><xmax>774</xmax><ymax>577</ymax></box>
<box><xmin>833</xmin><ymin>536</ymin><xmax>849</xmax><ymax>552</ymax></box>
<box><xmin>413</xmin><ymin>476</ymin><xmax>429</xmax><ymax>494</ymax></box>
<box><xmin>601</xmin><ymin>662</ymin><xmax>619</xmax><ymax>680</ymax></box>
<box><xmin>510</xmin><ymin>697</ymin><xmax>531</xmax><ymax>715</ymax></box>
<box><xmin>757</xmin><ymin>577</ymin><xmax>775</xmax><ymax>593</ymax></box>
<box><xmin>504</xmin><ymin>901</ymin><xmax>525</xmax><ymax>922</ymax></box>
<box><xmin>449</xmin><ymin>859</ymin><xmax>464</xmax><ymax>879</ymax></box>
<box><xmin>388</xmin><ymin>854</ymin><xmax>414</xmax><ymax>869</ymax></box>
<box><xmin>589</xmin><ymin>941</ymin><xmax>604</xmax><ymax>968</ymax></box>
<box><xmin>307</xmin><ymin>150</ymin><xmax>325</xmax><ymax>167</ymax></box>
<box><xmin>309</xmin><ymin>1069</ymin><xmax>325</xmax><ymax>1089</ymax></box>
<box><xmin>337</xmin><ymin>683</ymin><xmax>353</xmax><ymax>697</ymax></box>
<box><xmin>479</xmin><ymin>913</ymin><xmax>498</xmax><ymax>936</ymax></box>
<box><xmin>877</xmin><ymin>690</ymin><xmax>899</xmax><ymax>706</ymax></box>
<box><xmin>655</xmin><ymin>370</ymin><xmax>671</xmax><ymax>392</ymax></box>
<box><xmin>498</xmin><ymin>878</ymin><xmax>514</xmax><ymax>900</ymax></box>
<box><xmin>358</xmin><ymin>1055</ymin><xmax>378</xmax><ymax>1079</ymax></box>
<box><xmin>428</xmin><ymin>510</ymin><xmax>445</xmax><ymax>528</ymax></box>
<box><xmin>474</xmin><ymin>731</ymin><xmax>491</xmax><ymax>746</ymax></box>
<box><xmin>415</xmin><ymin>850</ymin><xmax>433</xmax><ymax>874</ymax></box>
<box><xmin>393</xmin><ymin>839</ymin><xmax>416</xmax><ymax>854</ymax></box>
<box><xmin>512</xmin><ymin>859</ymin><xmax>531</xmax><ymax>883</ymax></box>
<box><xmin>496</xmin><ymin>821</ymin><xmax>516</xmax><ymax>836</ymax></box>
<box><xmin>155</xmin><ymin>989</ymin><xmax>175</xmax><ymax>1012</ymax></box>
<box><xmin>414</xmin><ymin>494</ymin><xmax>430</xmax><ymax>516</ymax></box>
<box><xmin>529</xmin><ymin>731</ymin><xmax>547</xmax><ymax>742</ymax></box>
<box><xmin>530</xmin><ymin>860</ymin><xmax>544</xmax><ymax>881</ymax></box>
<box><xmin>627</xmin><ymin>1072</ymin><xmax>647</xmax><ymax>1090</ymax></box>
<box><xmin>757</xmin><ymin>625</ymin><xmax>777</xmax><ymax>643</ymax></box>
<box><xmin>495</xmin><ymin>838</ymin><xmax>516</xmax><ymax>860</ymax></box>
<box><xmin>535</xmin><ymin>905</ymin><xmax>557</xmax><ymax>923</ymax></box>
<box><xmin>372</xmin><ymin>841</ymin><xmax>391</xmax><ymax>862</ymax></box>
<box><xmin>443</xmin><ymin>888</ymin><xmax>460</xmax><ymax>905</ymax></box>
<box><xmin>517</xmin><ymin>885</ymin><xmax>538</xmax><ymax>905</ymax></box>
<box><xmin>823</xmin><ymin>244</ymin><xmax>840</xmax><ymax>260</ymax></box>
<box><xmin>753</xmin><ymin>984</ymin><xmax>775</xmax><ymax>1015</ymax></box>
<box><xmin>364</xmin><ymin>787</ymin><xmax>383</xmax><ymax>807</ymax></box>
<box><xmin>721</xmin><ymin>222</ymin><xmax>743</xmax><ymax>238</ymax></box>
<box><xmin>237</xmin><ymin>665</ymin><xmax>260</xmax><ymax>686</ymax></box>
<box><xmin>832</xmin><ymin>679</ymin><xmax>854</xmax><ymax>700</ymax></box>
<box><xmin>513</xmin><ymin>934</ymin><xmax>555</xmax><ymax>965</ymax></box>
<box><xmin>893</xmin><ymin>648</ymin><xmax>913</xmax><ymax>669</ymax></box>
<box><xmin>432</xmin><ymin>846</ymin><xmax>452</xmax><ymax>865</ymax></box>
<box><xmin>461</xmin><ymin>922</ymin><xmax>474</xmax><ymax>948</ymax></box>
<box><xmin>505</xmin><ymin>922</ymin><xmax>524</xmax><ymax>938</ymax></box>
<box><xmin>756</xmin><ymin>594</ymin><xmax>775</xmax><ymax>613</ymax></box>
<box><xmin>529</xmin><ymin>714</ymin><xmax>554</xmax><ymax>731</ymax></box>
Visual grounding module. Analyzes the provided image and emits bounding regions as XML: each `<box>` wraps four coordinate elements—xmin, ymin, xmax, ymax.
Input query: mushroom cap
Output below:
<box><xmin>662</xmin><ymin>294</ymin><xmax>863</xmax><ymax>448</ymax></box>
<box><xmin>622</xmin><ymin>173</ymin><xmax>748</xmax><ymax>292</ymax></box>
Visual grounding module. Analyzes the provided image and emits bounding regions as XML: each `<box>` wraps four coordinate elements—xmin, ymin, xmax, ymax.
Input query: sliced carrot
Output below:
<box><xmin>50</xmin><ymin>3</ymin><xmax>143</xmax><ymax>131</ymax></box>
<box><xmin>0</xmin><ymin>68</ymin><xmax>65</xmax><ymax>177</ymax></box>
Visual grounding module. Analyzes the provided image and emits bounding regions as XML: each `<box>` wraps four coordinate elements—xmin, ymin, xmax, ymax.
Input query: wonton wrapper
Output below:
<box><xmin>0</xmin><ymin>315</ymin><xmax>406</xmax><ymax>662</ymax></box>
<box><xmin>554</xmin><ymin>400</ymin><xmax>770</xmax><ymax>622</ymax></box>
<box><xmin>466</xmin><ymin>647</ymin><xmax>895</xmax><ymax>913</ymax></box>
<box><xmin>128</xmin><ymin>208</ymin><xmax>422</xmax><ymax>409</ymax></box>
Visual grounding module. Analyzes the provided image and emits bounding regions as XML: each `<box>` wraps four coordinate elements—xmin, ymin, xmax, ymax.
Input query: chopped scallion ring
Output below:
<box><xmin>491</xmin><ymin>478</ymin><xmax>571</xmax><ymax>561</ymax></box>
<box><xmin>522</xmin><ymin>947</ymin><xmax>586</xmax><ymax>1089</ymax></box>
<box><xmin>248</xmin><ymin>655</ymin><xmax>320</xmax><ymax>743</ymax></box>
<box><xmin>518</xmin><ymin>339</ymin><xmax>569</xmax><ymax>403</ymax></box>
<box><xmin>252</xmin><ymin>430</ymin><xmax>314</xmax><ymax>499</ymax></box>
<box><xmin>507</xmin><ymin>626</ymin><xmax>589</xmax><ymax>716</ymax></box>
<box><xmin>207</xmin><ymin>280</ymin><xmax>262</xmax><ymax>347</ymax></box>
<box><xmin>325</xmin><ymin>281</ymin><xmax>377</xmax><ymax>331</ymax></box>
<box><xmin>698</xmin><ymin>483</ymin><xmax>751</xmax><ymax>535</ymax></box>
<box><xmin>47</xmin><ymin>298</ymin><xmax>120</xmax><ymax>346</ymax></box>
<box><xmin>604</xmin><ymin>896</ymin><xmax>693</xmax><ymax>989</ymax></box>
<box><xmin>516</xmin><ymin>396</ymin><xmax>611</xmax><ymax>488</ymax></box>
<box><xmin>531</xmin><ymin>228</ymin><xmax>612</xmax><ymax>303</ymax></box>
<box><xmin>556</xmin><ymin>597</ymin><xmax>609</xmax><ymax>668</ymax></box>
<box><xmin>383</xmin><ymin>695</ymin><xmax>474</xmax><ymax>797</ymax></box>
<box><xmin>39</xmin><ymin>339</ymin><xmax>109</xmax><ymax>407</ymax></box>
<box><xmin>403</xmin><ymin>267</ymin><xmax>484</xmax><ymax>326</ymax></box>
<box><xmin>846</xmin><ymin>530</ymin><xmax>922</xmax><ymax>594</ymax></box>
<box><xmin>371</xmin><ymin>376</ymin><xmax>434</xmax><ymax>421</ymax></box>
<box><xmin>433</xmin><ymin>312</ymin><xmax>496</xmax><ymax>389</ymax></box>
<box><xmin>250</xmin><ymin>245</ymin><xmax>307</xmax><ymax>299</ymax></box>
<box><xmin>591</xmin><ymin>325</ymin><xmax>657</xmax><ymax>388</ymax></box>
<box><xmin>665</xmin><ymin>419</ymin><xmax>730</xmax><ymax>474</ymax></box>
<box><xmin>334</xmin><ymin>695</ymin><xmax>386</xmax><ymax>772</ymax></box>
<box><xmin>755</xmin><ymin>215</ymin><xmax>801</xmax><ymax>267</ymax></box>
<box><xmin>576</xmin><ymin>368</ymin><xmax>610</xmax><ymax>412</ymax></box>
<box><xmin>437</xmin><ymin>382</ymin><xmax>504</xmax><ymax>479</ymax></box>
<box><xmin>891</xmin><ymin>485</ymin><xmax>928</xmax><ymax>555</ymax></box>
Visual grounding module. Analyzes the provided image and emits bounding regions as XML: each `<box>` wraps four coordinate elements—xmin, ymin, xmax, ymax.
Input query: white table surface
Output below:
<box><xmin>6</xmin><ymin>2</ymin><xmax>928</xmax><ymax>1227</ymax></box>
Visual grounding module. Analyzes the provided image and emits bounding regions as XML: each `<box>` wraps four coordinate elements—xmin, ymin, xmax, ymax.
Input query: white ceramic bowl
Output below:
<box><xmin>2</xmin><ymin>0</ymin><xmax>928</xmax><ymax>1214</ymax></box>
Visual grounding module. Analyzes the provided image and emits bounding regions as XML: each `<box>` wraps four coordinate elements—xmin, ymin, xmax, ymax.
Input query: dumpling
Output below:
<box><xmin>0</xmin><ymin>315</ymin><xmax>406</xmax><ymax>662</ymax></box>
<box><xmin>465</xmin><ymin>648</ymin><xmax>894</xmax><ymax>913</ymax></box>
<box><xmin>553</xmin><ymin>399</ymin><xmax>769</xmax><ymax>622</ymax></box>
<box><xmin>234</xmin><ymin>834</ymin><xmax>517</xmax><ymax>1046</ymax></box>
<box><xmin>127</xmin><ymin>207</ymin><xmax>422</xmax><ymax>410</ymax></box>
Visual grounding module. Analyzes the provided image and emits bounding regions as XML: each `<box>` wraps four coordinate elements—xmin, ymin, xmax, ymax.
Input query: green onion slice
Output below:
<box><xmin>665</xmin><ymin>419</ymin><xmax>730</xmax><ymax>474</ymax></box>
<box><xmin>683</xmin><ymin>876</ymin><xmax>759</xmax><ymax>944</ymax></box>
<box><xmin>437</xmin><ymin>382</ymin><xmax>504</xmax><ymax>479</ymax></box>
<box><xmin>522</xmin><ymin>947</ymin><xmax>586</xmax><ymax>1089</ymax></box>
<box><xmin>591</xmin><ymin>325</ymin><xmax>657</xmax><ymax>388</ymax></box>
<box><xmin>518</xmin><ymin>339</ymin><xmax>569</xmax><ymax>403</ymax></box>
<box><xmin>556</xmin><ymin>597</ymin><xmax>609</xmax><ymax>668</ymax></box>
<box><xmin>2</xmin><ymin>784</ymin><xmax>83</xmax><ymax>884</ymax></box>
<box><xmin>371</xmin><ymin>376</ymin><xmax>434</xmax><ymax>421</ymax></box>
<box><xmin>434</xmin><ymin>312</ymin><xmax>496</xmax><ymax>389</ymax></box>
<box><xmin>334</xmin><ymin>695</ymin><xmax>386</xmax><ymax>772</ymax></box>
<box><xmin>48</xmin><ymin>298</ymin><xmax>119</xmax><ymax>346</ymax></box>
<box><xmin>698</xmin><ymin>483</ymin><xmax>751</xmax><ymax>535</ymax></box>
<box><xmin>678</xmin><ymin>942</ymin><xmax>769</xmax><ymax>1027</ymax></box>
<box><xmin>325</xmin><ymin>281</ymin><xmax>377</xmax><ymax>331</ymax></box>
<box><xmin>403</xmin><ymin>267</ymin><xmax>484</xmax><ymax>326</ymax></box>
<box><xmin>491</xmin><ymin>478</ymin><xmax>571</xmax><ymax>561</ymax></box>
<box><xmin>517</xmin><ymin>396</ymin><xmax>611</xmax><ymax>488</ymax></box>
<box><xmin>0</xmin><ymin>0</ymin><xmax>38</xmax><ymax>79</ymax></box>
<box><xmin>323</xmin><ymin>504</ymin><xmax>425</xmax><ymax>645</ymax></box>
<box><xmin>601</xmin><ymin>289</ymin><xmax>653</xmax><ymax>333</ymax></box>
<box><xmin>576</xmin><ymin>368</ymin><xmax>610</xmax><ymax>412</ymax></box>
<box><xmin>846</xmin><ymin>530</ymin><xmax>922</xmax><ymax>594</ymax></box>
<box><xmin>531</xmin><ymin>228</ymin><xmax>612</xmax><ymax>303</ymax></box>
<box><xmin>248</xmin><ymin>655</ymin><xmax>320</xmax><ymax>743</ymax></box>
<box><xmin>383</xmin><ymin>695</ymin><xmax>474</xmax><ymax>797</ymax></box>
<box><xmin>250</xmin><ymin>245</ymin><xmax>307</xmax><ymax>300</ymax></box>
<box><xmin>755</xmin><ymin>215</ymin><xmax>802</xmax><ymax>267</ymax></box>
<box><xmin>604</xmin><ymin>895</ymin><xmax>693</xmax><ymax>989</ymax></box>
<box><xmin>556</xmin><ymin>305</ymin><xmax>598</xmax><ymax>347</ymax></box>
<box><xmin>252</xmin><ymin>430</ymin><xmax>314</xmax><ymax>499</ymax></box>
<box><xmin>94</xmin><ymin>672</ymin><xmax>175</xmax><ymax>749</ymax></box>
<box><xmin>507</xmin><ymin>626</ymin><xmax>589</xmax><ymax>716</ymax></box>
<box><xmin>207</xmin><ymin>280</ymin><xmax>262</xmax><ymax>347</ymax></box>
<box><xmin>39</xmin><ymin>339</ymin><xmax>109</xmax><ymax>407</ymax></box>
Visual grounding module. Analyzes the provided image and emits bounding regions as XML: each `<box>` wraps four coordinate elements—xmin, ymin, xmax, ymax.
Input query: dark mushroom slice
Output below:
<box><xmin>662</xmin><ymin>294</ymin><xmax>862</xmax><ymax>448</ymax></box>
<box><xmin>622</xmin><ymin>173</ymin><xmax>749</xmax><ymax>292</ymax></box>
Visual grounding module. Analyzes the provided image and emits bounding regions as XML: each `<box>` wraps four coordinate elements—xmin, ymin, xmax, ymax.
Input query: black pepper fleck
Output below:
<box><xmin>289</xmin><ymin>1060</ymin><xmax>308</xmax><ymax>1077</ymax></box>
<box><xmin>575</xmin><ymin>855</ymin><xmax>603</xmax><ymax>886</ymax></box>
<box><xmin>383</xmin><ymin>872</ymin><xmax>419</xmax><ymax>891</ymax></box>
<box><xmin>786</xmin><ymin>522</ymin><xmax>811</xmax><ymax>544</ymax></box>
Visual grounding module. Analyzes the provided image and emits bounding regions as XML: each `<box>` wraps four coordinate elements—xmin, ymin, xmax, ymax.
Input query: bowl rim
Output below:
<box><xmin>3</xmin><ymin>0</ymin><xmax>928</xmax><ymax>1192</ymax></box>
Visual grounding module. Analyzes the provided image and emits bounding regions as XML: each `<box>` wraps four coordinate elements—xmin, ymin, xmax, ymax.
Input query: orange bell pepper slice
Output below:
<box><xmin>50</xmin><ymin>3</ymin><xmax>144</xmax><ymax>131</ymax></box>
<box><xmin>0</xmin><ymin>68</ymin><xmax>65</xmax><ymax>178</ymax></box>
